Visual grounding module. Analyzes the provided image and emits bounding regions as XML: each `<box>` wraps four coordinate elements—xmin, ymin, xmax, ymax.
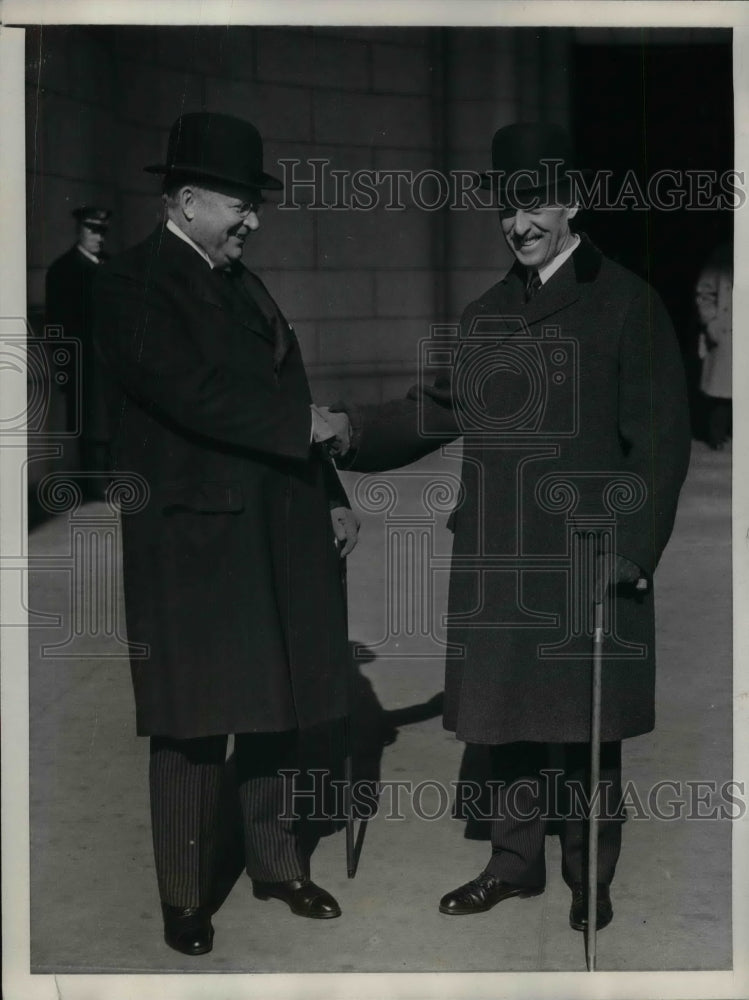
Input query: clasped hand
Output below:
<box><xmin>310</xmin><ymin>404</ymin><xmax>351</xmax><ymax>457</ymax></box>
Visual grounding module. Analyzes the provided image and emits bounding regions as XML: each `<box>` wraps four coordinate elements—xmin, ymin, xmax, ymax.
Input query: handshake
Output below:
<box><xmin>310</xmin><ymin>404</ymin><xmax>352</xmax><ymax>458</ymax></box>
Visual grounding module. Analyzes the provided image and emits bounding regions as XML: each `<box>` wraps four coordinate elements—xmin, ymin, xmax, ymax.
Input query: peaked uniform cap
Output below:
<box><xmin>73</xmin><ymin>206</ymin><xmax>112</xmax><ymax>225</ymax></box>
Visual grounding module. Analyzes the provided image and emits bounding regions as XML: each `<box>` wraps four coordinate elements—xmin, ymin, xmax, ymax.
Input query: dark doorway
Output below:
<box><xmin>571</xmin><ymin>35</ymin><xmax>733</xmax><ymax>434</ymax></box>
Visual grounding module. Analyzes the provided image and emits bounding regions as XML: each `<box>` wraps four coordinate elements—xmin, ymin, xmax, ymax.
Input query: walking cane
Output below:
<box><xmin>339</xmin><ymin>551</ymin><xmax>356</xmax><ymax>878</ymax></box>
<box><xmin>586</xmin><ymin>549</ymin><xmax>609</xmax><ymax>972</ymax></box>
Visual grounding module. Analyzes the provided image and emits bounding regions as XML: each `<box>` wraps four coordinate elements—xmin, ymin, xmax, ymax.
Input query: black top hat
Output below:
<box><xmin>481</xmin><ymin>122</ymin><xmax>588</xmax><ymax>204</ymax></box>
<box><xmin>73</xmin><ymin>206</ymin><xmax>112</xmax><ymax>228</ymax></box>
<box><xmin>145</xmin><ymin>112</ymin><xmax>283</xmax><ymax>192</ymax></box>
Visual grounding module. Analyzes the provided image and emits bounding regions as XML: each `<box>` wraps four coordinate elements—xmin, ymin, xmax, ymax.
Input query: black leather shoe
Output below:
<box><xmin>569</xmin><ymin>882</ymin><xmax>613</xmax><ymax>931</ymax></box>
<box><xmin>162</xmin><ymin>904</ymin><xmax>214</xmax><ymax>956</ymax></box>
<box><xmin>439</xmin><ymin>872</ymin><xmax>544</xmax><ymax>915</ymax></box>
<box><xmin>252</xmin><ymin>878</ymin><xmax>341</xmax><ymax>919</ymax></box>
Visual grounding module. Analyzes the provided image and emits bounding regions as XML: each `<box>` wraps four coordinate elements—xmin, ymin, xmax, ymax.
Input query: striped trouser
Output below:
<box><xmin>483</xmin><ymin>741</ymin><xmax>623</xmax><ymax>888</ymax></box>
<box><xmin>149</xmin><ymin>731</ymin><xmax>305</xmax><ymax>908</ymax></box>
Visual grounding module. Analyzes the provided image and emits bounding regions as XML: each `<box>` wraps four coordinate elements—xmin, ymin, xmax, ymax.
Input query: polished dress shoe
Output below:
<box><xmin>161</xmin><ymin>904</ymin><xmax>214</xmax><ymax>955</ymax></box>
<box><xmin>569</xmin><ymin>882</ymin><xmax>613</xmax><ymax>931</ymax></box>
<box><xmin>252</xmin><ymin>877</ymin><xmax>341</xmax><ymax>919</ymax></box>
<box><xmin>439</xmin><ymin>872</ymin><xmax>544</xmax><ymax>915</ymax></box>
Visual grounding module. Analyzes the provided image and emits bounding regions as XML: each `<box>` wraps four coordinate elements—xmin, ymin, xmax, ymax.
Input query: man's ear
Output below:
<box><xmin>567</xmin><ymin>203</ymin><xmax>580</xmax><ymax>222</ymax></box>
<box><xmin>179</xmin><ymin>186</ymin><xmax>197</xmax><ymax>222</ymax></box>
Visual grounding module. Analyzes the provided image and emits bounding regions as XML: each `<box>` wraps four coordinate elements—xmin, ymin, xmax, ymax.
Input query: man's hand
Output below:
<box><xmin>593</xmin><ymin>553</ymin><xmax>648</xmax><ymax>602</ymax></box>
<box><xmin>613</xmin><ymin>554</ymin><xmax>647</xmax><ymax>590</ymax></box>
<box><xmin>331</xmin><ymin>506</ymin><xmax>360</xmax><ymax>557</ymax></box>
<box><xmin>311</xmin><ymin>404</ymin><xmax>335</xmax><ymax>444</ymax></box>
<box><xmin>315</xmin><ymin>406</ymin><xmax>351</xmax><ymax>457</ymax></box>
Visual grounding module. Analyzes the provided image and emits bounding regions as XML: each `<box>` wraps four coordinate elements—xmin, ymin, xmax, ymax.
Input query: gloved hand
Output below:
<box><xmin>613</xmin><ymin>554</ymin><xmax>648</xmax><ymax>591</ymax></box>
<box><xmin>593</xmin><ymin>553</ymin><xmax>648</xmax><ymax>602</ymax></box>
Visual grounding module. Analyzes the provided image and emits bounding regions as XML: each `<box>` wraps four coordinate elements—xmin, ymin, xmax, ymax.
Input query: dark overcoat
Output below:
<box><xmin>343</xmin><ymin>235</ymin><xmax>691</xmax><ymax>745</ymax></box>
<box><xmin>45</xmin><ymin>245</ymin><xmax>112</xmax><ymax>441</ymax></box>
<box><xmin>93</xmin><ymin>226</ymin><xmax>350</xmax><ymax>739</ymax></box>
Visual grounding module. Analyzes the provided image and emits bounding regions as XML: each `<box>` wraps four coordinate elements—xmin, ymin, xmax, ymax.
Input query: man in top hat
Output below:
<box><xmin>92</xmin><ymin>112</ymin><xmax>357</xmax><ymax>956</ymax></box>
<box><xmin>45</xmin><ymin>205</ymin><xmax>113</xmax><ymax>497</ymax></box>
<box><xmin>328</xmin><ymin>122</ymin><xmax>691</xmax><ymax>932</ymax></box>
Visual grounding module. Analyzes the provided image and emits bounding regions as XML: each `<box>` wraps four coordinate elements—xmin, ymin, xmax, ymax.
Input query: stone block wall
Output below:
<box><xmin>25</xmin><ymin>25</ymin><xmax>573</xmax><ymax>414</ymax></box>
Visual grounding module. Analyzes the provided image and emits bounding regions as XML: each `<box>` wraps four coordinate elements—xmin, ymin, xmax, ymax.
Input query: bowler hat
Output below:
<box><xmin>481</xmin><ymin>122</ymin><xmax>588</xmax><ymax>206</ymax></box>
<box><xmin>145</xmin><ymin>112</ymin><xmax>283</xmax><ymax>192</ymax></box>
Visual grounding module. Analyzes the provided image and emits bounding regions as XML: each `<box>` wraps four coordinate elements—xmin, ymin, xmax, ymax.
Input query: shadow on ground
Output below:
<box><xmin>211</xmin><ymin>641</ymin><xmax>444</xmax><ymax>911</ymax></box>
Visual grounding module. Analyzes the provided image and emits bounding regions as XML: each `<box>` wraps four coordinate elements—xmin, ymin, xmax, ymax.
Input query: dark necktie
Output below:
<box><xmin>524</xmin><ymin>269</ymin><xmax>542</xmax><ymax>303</ymax></box>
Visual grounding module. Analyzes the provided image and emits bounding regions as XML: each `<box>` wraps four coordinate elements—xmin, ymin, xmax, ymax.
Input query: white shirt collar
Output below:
<box><xmin>538</xmin><ymin>233</ymin><xmax>580</xmax><ymax>284</ymax></box>
<box><xmin>166</xmin><ymin>218</ymin><xmax>215</xmax><ymax>269</ymax></box>
<box><xmin>76</xmin><ymin>244</ymin><xmax>101</xmax><ymax>264</ymax></box>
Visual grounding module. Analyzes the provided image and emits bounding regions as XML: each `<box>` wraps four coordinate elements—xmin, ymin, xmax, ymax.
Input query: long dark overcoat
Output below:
<box><xmin>93</xmin><ymin>226</ymin><xmax>350</xmax><ymax>739</ymax></box>
<box><xmin>343</xmin><ymin>235</ymin><xmax>691</xmax><ymax>745</ymax></box>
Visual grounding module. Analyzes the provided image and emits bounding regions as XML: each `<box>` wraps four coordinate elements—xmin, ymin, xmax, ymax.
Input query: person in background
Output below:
<box><xmin>696</xmin><ymin>242</ymin><xmax>733</xmax><ymax>450</ymax></box>
<box><xmin>45</xmin><ymin>205</ymin><xmax>113</xmax><ymax>499</ymax></box>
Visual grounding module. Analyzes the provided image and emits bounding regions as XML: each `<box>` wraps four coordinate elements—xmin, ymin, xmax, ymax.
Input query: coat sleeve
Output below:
<box><xmin>333</xmin><ymin>374</ymin><xmax>461</xmax><ymax>474</ymax></box>
<box><xmin>93</xmin><ymin>268</ymin><xmax>311</xmax><ymax>462</ymax></box>
<box><xmin>616</xmin><ymin>286</ymin><xmax>691</xmax><ymax>576</ymax></box>
<box><xmin>321</xmin><ymin>453</ymin><xmax>351</xmax><ymax>509</ymax></box>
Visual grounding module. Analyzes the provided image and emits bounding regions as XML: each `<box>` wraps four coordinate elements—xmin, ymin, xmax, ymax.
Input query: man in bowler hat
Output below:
<box><xmin>93</xmin><ymin>112</ymin><xmax>357</xmax><ymax>955</ymax></box>
<box><xmin>46</xmin><ymin>206</ymin><xmax>114</xmax><ymax>498</ymax></box>
<box><xmin>330</xmin><ymin>122</ymin><xmax>691</xmax><ymax>932</ymax></box>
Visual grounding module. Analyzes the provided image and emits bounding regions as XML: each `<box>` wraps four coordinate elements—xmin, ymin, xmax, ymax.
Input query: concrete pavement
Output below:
<box><xmin>28</xmin><ymin>442</ymin><xmax>732</xmax><ymax>973</ymax></box>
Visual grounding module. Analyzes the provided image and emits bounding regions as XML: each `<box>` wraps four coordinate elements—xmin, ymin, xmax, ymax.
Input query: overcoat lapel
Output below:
<box><xmin>522</xmin><ymin>232</ymin><xmax>603</xmax><ymax>327</ymax></box>
<box><xmin>234</xmin><ymin>268</ymin><xmax>298</xmax><ymax>369</ymax></box>
<box><xmin>522</xmin><ymin>257</ymin><xmax>580</xmax><ymax>326</ymax></box>
<box><xmin>473</xmin><ymin>233</ymin><xmax>604</xmax><ymax>332</ymax></box>
<box><xmin>153</xmin><ymin>226</ymin><xmax>279</xmax><ymax>347</ymax></box>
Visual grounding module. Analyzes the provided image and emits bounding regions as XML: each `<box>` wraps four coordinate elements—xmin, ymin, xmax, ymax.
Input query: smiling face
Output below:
<box><xmin>169</xmin><ymin>179</ymin><xmax>262</xmax><ymax>268</ymax></box>
<box><xmin>500</xmin><ymin>201</ymin><xmax>578</xmax><ymax>271</ymax></box>
<box><xmin>191</xmin><ymin>184</ymin><xmax>261</xmax><ymax>267</ymax></box>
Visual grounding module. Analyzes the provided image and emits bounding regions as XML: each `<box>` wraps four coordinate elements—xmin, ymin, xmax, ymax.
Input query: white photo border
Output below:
<box><xmin>1</xmin><ymin>2</ymin><xmax>747</xmax><ymax>998</ymax></box>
